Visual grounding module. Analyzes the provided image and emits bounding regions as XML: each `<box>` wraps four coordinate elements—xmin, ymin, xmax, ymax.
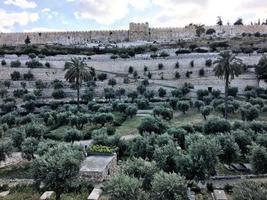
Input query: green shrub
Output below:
<box><xmin>203</xmin><ymin>117</ymin><xmax>231</xmax><ymax>134</ymax></box>
<box><xmin>26</xmin><ymin>60</ymin><xmax>43</xmax><ymax>68</ymax></box>
<box><xmin>45</xmin><ymin>62</ymin><xmax>50</xmax><ymax>68</ymax></box>
<box><xmin>87</xmin><ymin>145</ymin><xmax>113</xmax><ymax>154</ymax></box>
<box><xmin>199</xmin><ymin>68</ymin><xmax>205</xmax><ymax>76</ymax></box>
<box><xmin>159</xmin><ymin>51</ymin><xmax>169</xmax><ymax>58</ymax></box>
<box><xmin>10</xmin><ymin>71</ymin><xmax>21</xmax><ymax>80</ymax></box>
<box><xmin>205</xmin><ymin>59</ymin><xmax>212</xmax><ymax>67</ymax></box>
<box><xmin>23</xmin><ymin>71</ymin><xmax>34</xmax><ymax>80</ymax></box>
<box><xmin>158</xmin><ymin>63</ymin><xmax>164</xmax><ymax>70</ymax></box>
<box><xmin>10</xmin><ymin>60</ymin><xmax>21</xmax><ymax>68</ymax></box>
<box><xmin>1</xmin><ymin>60</ymin><xmax>6</xmax><ymax>66</ymax></box>
<box><xmin>136</xmin><ymin>98</ymin><xmax>149</xmax><ymax>109</ymax></box>
<box><xmin>175</xmin><ymin>71</ymin><xmax>180</xmax><ymax>79</ymax></box>
<box><xmin>228</xmin><ymin>87</ymin><xmax>238</xmax><ymax>97</ymax></box>
<box><xmin>52</xmin><ymin>89</ymin><xmax>65</xmax><ymax>99</ymax></box>
<box><xmin>177</xmin><ymin>101</ymin><xmax>190</xmax><ymax>114</ymax></box>
<box><xmin>28</xmin><ymin>53</ymin><xmax>36</xmax><ymax>59</ymax></box>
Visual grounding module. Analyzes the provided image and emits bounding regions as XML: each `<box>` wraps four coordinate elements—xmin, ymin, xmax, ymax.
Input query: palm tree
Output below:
<box><xmin>64</xmin><ymin>57</ymin><xmax>94</xmax><ymax>109</ymax></box>
<box><xmin>213</xmin><ymin>51</ymin><xmax>243</xmax><ymax>119</ymax></box>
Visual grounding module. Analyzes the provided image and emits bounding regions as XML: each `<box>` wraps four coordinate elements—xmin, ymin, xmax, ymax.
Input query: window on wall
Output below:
<box><xmin>38</xmin><ymin>33</ymin><xmax>42</xmax><ymax>36</ymax></box>
<box><xmin>110</xmin><ymin>31</ymin><xmax>113</xmax><ymax>35</ymax></box>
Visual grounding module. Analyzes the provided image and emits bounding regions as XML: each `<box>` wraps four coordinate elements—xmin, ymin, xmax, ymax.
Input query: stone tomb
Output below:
<box><xmin>79</xmin><ymin>154</ymin><xmax>117</xmax><ymax>182</ymax></box>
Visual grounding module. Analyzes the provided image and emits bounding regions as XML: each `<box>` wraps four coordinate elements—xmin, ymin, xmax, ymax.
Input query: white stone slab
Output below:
<box><xmin>40</xmin><ymin>191</ymin><xmax>55</xmax><ymax>200</ymax></box>
<box><xmin>88</xmin><ymin>188</ymin><xmax>103</xmax><ymax>200</ymax></box>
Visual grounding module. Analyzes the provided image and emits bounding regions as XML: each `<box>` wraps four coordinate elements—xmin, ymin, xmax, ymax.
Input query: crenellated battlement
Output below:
<box><xmin>1</xmin><ymin>23</ymin><xmax>267</xmax><ymax>45</ymax></box>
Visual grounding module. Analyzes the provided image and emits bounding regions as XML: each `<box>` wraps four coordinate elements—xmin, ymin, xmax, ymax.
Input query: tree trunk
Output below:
<box><xmin>56</xmin><ymin>193</ymin><xmax>61</xmax><ymax>200</ymax></box>
<box><xmin>225</xmin><ymin>76</ymin><xmax>229</xmax><ymax>120</ymax></box>
<box><xmin>77</xmin><ymin>85</ymin><xmax>80</xmax><ymax>110</ymax></box>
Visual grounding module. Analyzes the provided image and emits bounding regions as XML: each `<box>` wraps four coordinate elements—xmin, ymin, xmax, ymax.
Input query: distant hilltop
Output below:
<box><xmin>1</xmin><ymin>22</ymin><xmax>267</xmax><ymax>46</ymax></box>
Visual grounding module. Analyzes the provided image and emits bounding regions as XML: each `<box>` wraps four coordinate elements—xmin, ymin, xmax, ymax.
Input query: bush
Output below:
<box><xmin>35</xmin><ymin>80</ymin><xmax>46</xmax><ymax>90</ymax></box>
<box><xmin>150</xmin><ymin>54</ymin><xmax>158</xmax><ymax>59</ymax></box>
<box><xmin>1</xmin><ymin>60</ymin><xmax>6</xmax><ymax>66</ymax></box>
<box><xmin>199</xmin><ymin>68</ymin><xmax>205</xmax><ymax>76</ymax></box>
<box><xmin>25</xmin><ymin>122</ymin><xmax>44</xmax><ymax>139</ymax></box>
<box><xmin>201</xmin><ymin>106</ymin><xmax>213</xmax><ymax>120</ymax></box>
<box><xmin>159</xmin><ymin>51</ymin><xmax>169</xmax><ymax>58</ymax></box>
<box><xmin>185</xmin><ymin>71</ymin><xmax>192</xmax><ymax>78</ymax></box>
<box><xmin>13</xmin><ymin>89</ymin><xmax>27</xmax><ymax>98</ymax></box>
<box><xmin>175</xmin><ymin>61</ymin><xmax>180</xmax><ymax>68</ymax></box>
<box><xmin>52</xmin><ymin>89</ymin><xmax>65</xmax><ymax>99</ymax></box>
<box><xmin>206</xmin><ymin>28</ymin><xmax>216</xmax><ymax>35</ymax></box>
<box><xmin>108</xmin><ymin>78</ymin><xmax>117</xmax><ymax>87</ymax></box>
<box><xmin>246</xmin><ymin>107</ymin><xmax>260</xmax><ymax>121</ymax></box>
<box><xmin>125</xmin><ymin>106</ymin><xmax>137</xmax><ymax>118</ymax></box>
<box><xmin>153</xmin><ymin>106</ymin><xmax>173</xmax><ymax>121</ymax></box>
<box><xmin>205</xmin><ymin>59</ymin><xmax>212</xmax><ymax>67</ymax></box>
<box><xmin>25</xmin><ymin>60</ymin><xmax>43</xmax><ymax>68</ymax></box>
<box><xmin>120</xmin><ymin>53</ymin><xmax>130</xmax><ymax>59</ymax></box>
<box><xmin>194</xmin><ymin>100</ymin><xmax>205</xmax><ymax>111</ymax></box>
<box><xmin>190</xmin><ymin>60</ymin><xmax>194</xmax><ymax>67</ymax></box>
<box><xmin>158</xmin><ymin>63</ymin><xmax>164</xmax><ymax>70</ymax></box>
<box><xmin>233</xmin><ymin>181</ymin><xmax>267</xmax><ymax>200</ymax></box>
<box><xmin>64</xmin><ymin>129</ymin><xmax>83</xmax><ymax>143</ymax></box>
<box><xmin>150</xmin><ymin>171</ymin><xmax>188</xmax><ymax>200</ymax></box>
<box><xmin>211</xmin><ymin>90</ymin><xmax>221</xmax><ymax>98</ymax></box>
<box><xmin>174</xmin><ymin>71</ymin><xmax>180</xmax><ymax>79</ymax></box>
<box><xmin>203</xmin><ymin>117</ymin><xmax>231</xmax><ymax>134</ymax></box>
<box><xmin>28</xmin><ymin>53</ymin><xmax>36</xmax><ymax>59</ymax></box>
<box><xmin>177</xmin><ymin>101</ymin><xmax>190</xmax><ymax>114</ymax></box>
<box><xmin>175</xmin><ymin>49</ymin><xmax>191</xmax><ymax>55</ymax></box>
<box><xmin>97</xmin><ymin>73</ymin><xmax>107</xmax><ymax>81</ymax></box>
<box><xmin>23</xmin><ymin>71</ymin><xmax>34</xmax><ymax>80</ymax></box>
<box><xmin>110</xmin><ymin>55</ymin><xmax>118</xmax><ymax>60</ymax></box>
<box><xmin>197</xmin><ymin>89</ymin><xmax>209</xmax><ymax>100</ymax></box>
<box><xmin>1</xmin><ymin>113</ymin><xmax>16</xmax><ymax>128</ymax></box>
<box><xmin>138</xmin><ymin>116</ymin><xmax>166</xmax><ymax>134</ymax></box>
<box><xmin>10</xmin><ymin>60</ymin><xmax>21</xmax><ymax>68</ymax></box>
<box><xmin>228</xmin><ymin>87</ymin><xmax>238</xmax><ymax>97</ymax></box>
<box><xmin>104</xmin><ymin>173</ymin><xmax>143</xmax><ymax>200</ymax></box>
<box><xmin>158</xmin><ymin>87</ymin><xmax>166</xmax><ymax>97</ymax></box>
<box><xmin>136</xmin><ymin>99</ymin><xmax>149</xmax><ymax>109</ymax></box>
<box><xmin>53</xmin><ymin>80</ymin><xmax>64</xmax><ymax>89</ymax></box>
<box><xmin>87</xmin><ymin>145</ymin><xmax>113</xmax><ymax>154</ymax></box>
<box><xmin>43</xmin><ymin>62</ymin><xmax>50</xmax><ymax>68</ymax></box>
<box><xmin>128</xmin><ymin>66</ymin><xmax>134</xmax><ymax>74</ymax></box>
<box><xmin>10</xmin><ymin>71</ymin><xmax>21</xmax><ymax>81</ymax></box>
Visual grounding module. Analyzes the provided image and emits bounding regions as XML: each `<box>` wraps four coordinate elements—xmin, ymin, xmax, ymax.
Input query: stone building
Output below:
<box><xmin>79</xmin><ymin>154</ymin><xmax>117</xmax><ymax>182</ymax></box>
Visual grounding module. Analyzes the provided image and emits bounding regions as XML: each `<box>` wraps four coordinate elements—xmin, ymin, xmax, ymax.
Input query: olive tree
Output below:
<box><xmin>150</xmin><ymin>171</ymin><xmax>188</xmax><ymax>200</ymax></box>
<box><xmin>33</xmin><ymin>144</ymin><xmax>84</xmax><ymax>200</ymax></box>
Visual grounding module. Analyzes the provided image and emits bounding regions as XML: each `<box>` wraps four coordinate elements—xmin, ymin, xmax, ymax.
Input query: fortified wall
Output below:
<box><xmin>1</xmin><ymin>23</ymin><xmax>267</xmax><ymax>45</ymax></box>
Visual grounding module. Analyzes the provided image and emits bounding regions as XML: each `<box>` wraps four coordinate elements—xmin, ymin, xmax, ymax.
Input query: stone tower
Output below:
<box><xmin>129</xmin><ymin>22</ymin><xmax>150</xmax><ymax>41</ymax></box>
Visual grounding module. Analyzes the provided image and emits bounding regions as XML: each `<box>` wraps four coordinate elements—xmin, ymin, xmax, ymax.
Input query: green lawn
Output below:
<box><xmin>116</xmin><ymin>116</ymin><xmax>144</xmax><ymax>136</ymax></box>
<box><xmin>46</xmin><ymin>125</ymin><xmax>72</xmax><ymax>141</ymax></box>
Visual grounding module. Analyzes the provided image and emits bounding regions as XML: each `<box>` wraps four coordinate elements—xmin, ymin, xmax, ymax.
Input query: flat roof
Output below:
<box><xmin>213</xmin><ymin>190</ymin><xmax>228</xmax><ymax>200</ymax></box>
<box><xmin>80</xmin><ymin>155</ymin><xmax>114</xmax><ymax>173</ymax></box>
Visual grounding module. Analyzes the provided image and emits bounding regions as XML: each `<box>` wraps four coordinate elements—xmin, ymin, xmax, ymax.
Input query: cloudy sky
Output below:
<box><xmin>0</xmin><ymin>0</ymin><xmax>266</xmax><ymax>32</ymax></box>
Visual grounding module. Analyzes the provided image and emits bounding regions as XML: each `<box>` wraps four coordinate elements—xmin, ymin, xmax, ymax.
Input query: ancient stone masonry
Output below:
<box><xmin>1</xmin><ymin>23</ymin><xmax>267</xmax><ymax>45</ymax></box>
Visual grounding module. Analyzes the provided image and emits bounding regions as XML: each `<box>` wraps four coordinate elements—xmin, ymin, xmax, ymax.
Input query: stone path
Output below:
<box><xmin>0</xmin><ymin>153</ymin><xmax>24</xmax><ymax>169</ymax></box>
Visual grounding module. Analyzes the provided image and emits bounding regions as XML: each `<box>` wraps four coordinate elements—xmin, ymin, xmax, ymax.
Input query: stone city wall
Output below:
<box><xmin>1</xmin><ymin>23</ymin><xmax>267</xmax><ymax>45</ymax></box>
